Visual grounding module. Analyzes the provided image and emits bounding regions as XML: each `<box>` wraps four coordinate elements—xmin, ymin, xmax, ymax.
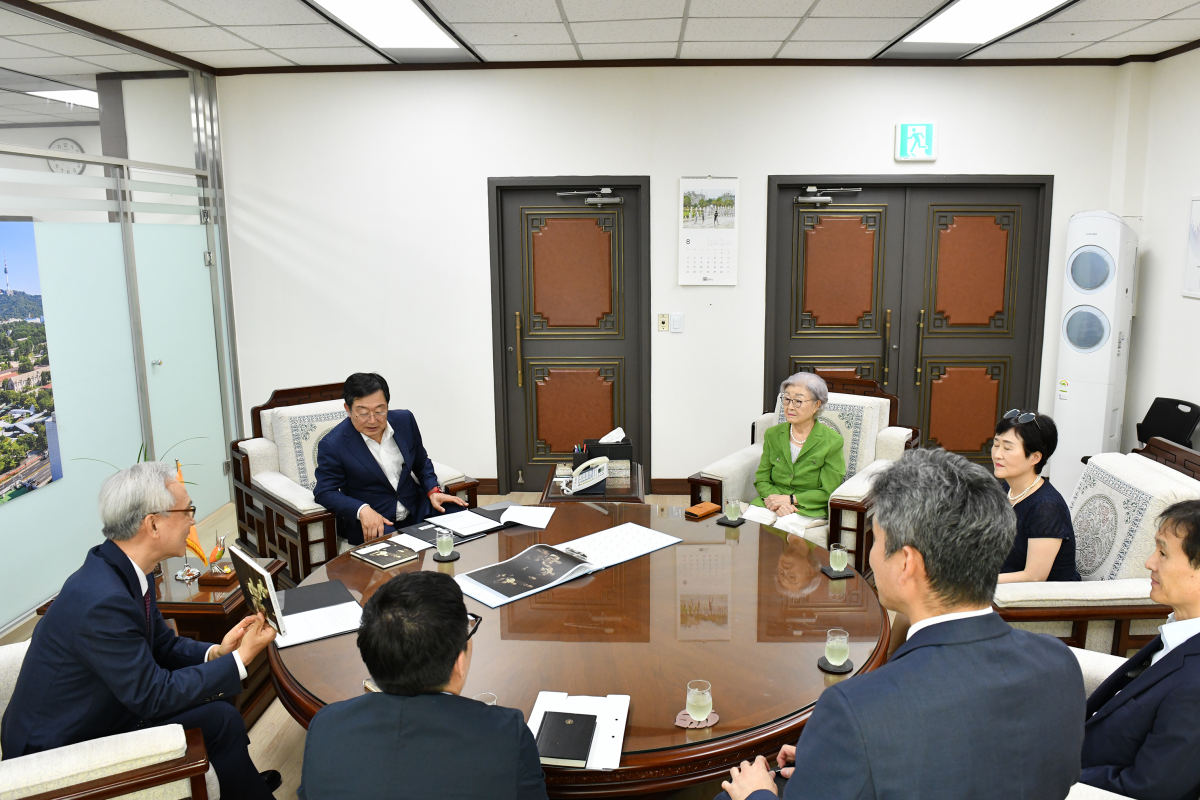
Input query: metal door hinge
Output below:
<box><xmin>200</xmin><ymin>209</ymin><xmax>210</xmax><ymax>223</ymax></box>
<box><xmin>204</xmin><ymin>251</ymin><xmax>214</xmax><ymax>266</ymax></box>
<box><xmin>222</xmin><ymin>460</ymin><xmax>231</xmax><ymax>475</ymax></box>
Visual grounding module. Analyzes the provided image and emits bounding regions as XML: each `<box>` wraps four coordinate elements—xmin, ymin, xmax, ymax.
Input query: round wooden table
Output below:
<box><xmin>269</xmin><ymin>503</ymin><xmax>889</xmax><ymax>796</ymax></box>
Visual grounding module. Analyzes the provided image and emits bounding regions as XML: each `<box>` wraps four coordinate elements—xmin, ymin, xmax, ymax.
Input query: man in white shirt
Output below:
<box><xmin>1081</xmin><ymin>499</ymin><xmax>1200</xmax><ymax>800</ymax></box>
<box><xmin>717</xmin><ymin>448</ymin><xmax>1084</xmax><ymax>800</ymax></box>
<box><xmin>314</xmin><ymin>373</ymin><xmax>466</xmax><ymax>544</ymax></box>
<box><xmin>0</xmin><ymin>462</ymin><xmax>280</xmax><ymax>800</ymax></box>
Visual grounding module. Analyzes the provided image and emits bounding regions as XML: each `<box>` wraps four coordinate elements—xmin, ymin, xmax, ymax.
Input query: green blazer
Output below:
<box><xmin>752</xmin><ymin>420</ymin><xmax>846</xmax><ymax>518</ymax></box>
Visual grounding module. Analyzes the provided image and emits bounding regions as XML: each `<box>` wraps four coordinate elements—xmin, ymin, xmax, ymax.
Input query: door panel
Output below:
<box><xmin>494</xmin><ymin>181</ymin><xmax>647</xmax><ymax>493</ymax></box>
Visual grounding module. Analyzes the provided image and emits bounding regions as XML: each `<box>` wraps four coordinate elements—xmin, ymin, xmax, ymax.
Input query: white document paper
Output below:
<box><xmin>598</xmin><ymin>427</ymin><xmax>626</xmax><ymax>443</ymax></box>
<box><xmin>740</xmin><ymin>504</ymin><xmax>777</xmax><ymax>525</ymax></box>
<box><xmin>274</xmin><ymin>602</ymin><xmax>362</xmax><ymax>649</ymax></box>
<box><xmin>436</xmin><ymin>510</ymin><xmax>499</xmax><ymax>536</ymax></box>
<box><xmin>528</xmin><ymin>692</ymin><xmax>630</xmax><ymax>771</ymax></box>
<box><xmin>389</xmin><ymin>532</ymin><xmax>433</xmax><ymax>552</ymax></box>
<box><xmin>557</xmin><ymin>522</ymin><xmax>681</xmax><ymax>570</ymax></box>
<box><xmin>739</xmin><ymin>504</ymin><xmax>826</xmax><ymax>537</ymax></box>
<box><xmin>499</xmin><ymin>506</ymin><xmax>556</xmax><ymax>529</ymax></box>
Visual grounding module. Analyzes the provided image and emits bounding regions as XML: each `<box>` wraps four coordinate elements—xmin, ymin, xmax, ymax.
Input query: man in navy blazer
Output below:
<box><xmin>1</xmin><ymin>462</ymin><xmax>279</xmax><ymax>800</ymax></box>
<box><xmin>1080</xmin><ymin>499</ymin><xmax>1200</xmax><ymax>800</ymax></box>
<box><xmin>298</xmin><ymin>570</ymin><xmax>547</xmax><ymax>800</ymax></box>
<box><xmin>314</xmin><ymin>372</ymin><xmax>466</xmax><ymax>545</ymax></box>
<box><xmin>718</xmin><ymin>448</ymin><xmax>1084</xmax><ymax>800</ymax></box>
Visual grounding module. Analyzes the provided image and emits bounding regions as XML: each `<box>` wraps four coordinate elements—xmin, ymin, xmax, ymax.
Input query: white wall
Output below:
<box><xmin>217</xmin><ymin>65</ymin><xmax>1130</xmax><ymax>481</ymax></box>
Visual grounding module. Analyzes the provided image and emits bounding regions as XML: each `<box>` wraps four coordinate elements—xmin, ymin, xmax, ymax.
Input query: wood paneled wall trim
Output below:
<box><xmin>477</xmin><ymin>478</ymin><xmax>690</xmax><ymax>496</ymax></box>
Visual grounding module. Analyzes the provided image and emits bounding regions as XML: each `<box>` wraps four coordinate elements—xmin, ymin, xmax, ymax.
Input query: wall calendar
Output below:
<box><xmin>679</xmin><ymin>176</ymin><xmax>738</xmax><ymax>286</ymax></box>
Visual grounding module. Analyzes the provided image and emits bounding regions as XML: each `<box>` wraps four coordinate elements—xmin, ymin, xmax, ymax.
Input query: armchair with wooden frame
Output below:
<box><xmin>230</xmin><ymin>383</ymin><xmax>480</xmax><ymax>585</ymax></box>
<box><xmin>688</xmin><ymin>374</ymin><xmax>919</xmax><ymax>568</ymax></box>
<box><xmin>994</xmin><ymin>438</ymin><xmax>1200</xmax><ymax>656</ymax></box>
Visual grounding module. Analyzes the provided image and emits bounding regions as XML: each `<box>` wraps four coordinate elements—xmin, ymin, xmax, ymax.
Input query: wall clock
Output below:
<box><xmin>46</xmin><ymin>137</ymin><xmax>85</xmax><ymax>175</ymax></box>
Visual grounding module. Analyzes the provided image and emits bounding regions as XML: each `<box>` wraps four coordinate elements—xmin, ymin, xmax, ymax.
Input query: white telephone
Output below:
<box><xmin>563</xmin><ymin>456</ymin><xmax>609</xmax><ymax>495</ymax></box>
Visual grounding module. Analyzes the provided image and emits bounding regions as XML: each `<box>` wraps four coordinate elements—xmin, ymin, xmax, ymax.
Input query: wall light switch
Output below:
<box><xmin>670</xmin><ymin>313</ymin><xmax>684</xmax><ymax>333</ymax></box>
<box><xmin>657</xmin><ymin>314</ymin><xmax>669</xmax><ymax>331</ymax></box>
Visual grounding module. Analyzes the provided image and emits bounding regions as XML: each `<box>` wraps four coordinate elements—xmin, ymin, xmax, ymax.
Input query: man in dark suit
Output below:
<box><xmin>718</xmin><ymin>448</ymin><xmax>1085</xmax><ymax>800</ymax></box>
<box><xmin>314</xmin><ymin>372</ymin><xmax>466</xmax><ymax>544</ymax></box>
<box><xmin>1080</xmin><ymin>499</ymin><xmax>1200</xmax><ymax>800</ymax></box>
<box><xmin>1</xmin><ymin>461</ymin><xmax>279</xmax><ymax>800</ymax></box>
<box><xmin>298</xmin><ymin>570</ymin><xmax>547</xmax><ymax>800</ymax></box>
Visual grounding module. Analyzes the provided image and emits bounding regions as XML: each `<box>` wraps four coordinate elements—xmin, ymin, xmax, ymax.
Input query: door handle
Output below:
<box><xmin>515</xmin><ymin>311</ymin><xmax>523</xmax><ymax>389</ymax></box>
<box><xmin>882</xmin><ymin>309</ymin><xmax>891</xmax><ymax>387</ymax></box>
<box><xmin>914</xmin><ymin>309</ymin><xmax>925</xmax><ymax>386</ymax></box>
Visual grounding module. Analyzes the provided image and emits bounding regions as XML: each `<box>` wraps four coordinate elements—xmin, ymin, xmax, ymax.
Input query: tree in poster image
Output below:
<box><xmin>682</xmin><ymin>190</ymin><xmax>736</xmax><ymax>229</ymax></box>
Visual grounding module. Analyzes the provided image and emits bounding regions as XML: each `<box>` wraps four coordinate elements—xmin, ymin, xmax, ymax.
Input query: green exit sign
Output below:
<box><xmin>895</xmin><ymin>122</ymin><xmax>937</xmax><ymax>161</ymax></box>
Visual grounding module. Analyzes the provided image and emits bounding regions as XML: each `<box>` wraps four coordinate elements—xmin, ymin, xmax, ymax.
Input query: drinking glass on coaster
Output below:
<box><xmin>821</xmin><ymin>543</ymin><xmax>853</xmax><ymax>579</ymax></box>
<box><xmin>819</xmin><ymin>628</ymin><xmax>853</xmax><ymax>674</ymax></box>
<box><xmin>433</xmin><ymin>531</ymin><xmax>459</xmax><ymax>562</ymax></box>
<box><xmin>473</xmin><ymin>692</ymin><xmax>497</xmax><ymax>706</ymax></box>
<box><xmin>682</xmin><ymin>679</ymin><xmax>714</xmax><ymax>727</ymax></box>
<box><xmin>718</xmin><ymin>498</ymin><xmax>744</xmax><ymax>527</ymax></box>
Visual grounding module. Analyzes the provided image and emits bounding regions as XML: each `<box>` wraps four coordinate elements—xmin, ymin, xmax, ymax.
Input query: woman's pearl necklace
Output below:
<box><xmin>790</xmin><ymin>427</ymin><xmax>808</xmax><ymax>447</ymax></box>
<box><xmin>1008</xmin><ymin>476</ymin><xmax>1042</xmax><ymax>503</ymax></box>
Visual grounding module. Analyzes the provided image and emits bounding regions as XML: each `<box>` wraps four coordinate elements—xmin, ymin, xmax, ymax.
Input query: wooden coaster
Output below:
<box><xmin>820</xmin><ymin>565</ymin><xmax>855</xmax><ymax>580</ymax></box>
<box><xmin>675</xmin><ymin>710</ymin><xmax>719</xmax><ymax>729</ymax></box>
<box><xmin>817</xmin><ymin>656</ymin><xmax>853</xmax><ymax>675</ymax></box>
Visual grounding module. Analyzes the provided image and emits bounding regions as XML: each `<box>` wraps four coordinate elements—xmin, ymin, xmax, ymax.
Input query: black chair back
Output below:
<box><xmin>1136</xmin><ymin>397</ymin><xmax>1200</xmax><ymax>447</ymax></box>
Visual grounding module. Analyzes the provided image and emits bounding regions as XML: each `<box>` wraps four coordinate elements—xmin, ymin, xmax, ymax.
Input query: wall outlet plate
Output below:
<box><xmin>657</xmin><ymin>314</ymin><xmax>669</xmax><ymax>331</ymax></box>
<box><xmin>670</xmin><ymin>313</ymin><xmax>684</xmax><ymax>333</ymax></box>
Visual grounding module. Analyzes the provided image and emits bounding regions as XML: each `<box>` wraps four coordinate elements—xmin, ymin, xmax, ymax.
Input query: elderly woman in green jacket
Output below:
<box><xmin>752</xmin><ymin>372</ymin><xmax>846</xmax><ymax>518</ymax></box>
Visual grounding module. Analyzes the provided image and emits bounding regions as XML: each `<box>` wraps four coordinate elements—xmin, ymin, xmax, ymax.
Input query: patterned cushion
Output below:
<box><xmin>816</xmin><ymin>394</ymin><xmax>886</xmax><ymax>478</ymax></box>
<box><xmin>272</xmin><ymin>400</ymin><xmax>348</xmax><ymax>491</ymax></box>
<box><xmin>251</xmin><ymin>471</ymin><xmax>324</xmax><ymax>515</ymax></box>
<box><xmin>259</xmin><ymin>409</ymin><xmax>275</xmax><ymax>443</ymax></box>
<box><xmin>875</xmin><ymin>427</ymin><xmax>911</xmax><ymax>462</ymax></box>
<box><xmin>237</xmin><ymin>438</ymin><xmax>278</xmax><ymax>478</ymax></box>
<box><xmin>1070</xmin><ymin>453</ymin><xmax>1200</xmax><ymax>581</ymax></box>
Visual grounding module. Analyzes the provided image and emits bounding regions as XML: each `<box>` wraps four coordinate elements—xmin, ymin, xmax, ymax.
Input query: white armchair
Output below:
<box><xmin>231</xmin><ymin>383</ymin><xmax>480</xmax><ymax>584</ymax></box>
<box><xmin>995</xmin><ymin>447</ymin><xmax>1200</xmax><ymax>655</ymax></box>
<box><xmin>0</xmin><ymin>640</ymin><xmax>217</xmax><ymax>800</ymax></box>
<box><xmin>688</xmin><ymin>374</ymin><xmax>917</xmax><ymax>566</ymax></box>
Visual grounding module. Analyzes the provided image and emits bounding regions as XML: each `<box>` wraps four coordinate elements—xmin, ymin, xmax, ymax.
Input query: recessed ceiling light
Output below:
<box><xmin>317</xmin><ymin>0</ymin><xmax>459</xmax><ymax>49</ymax></box>
<box><xmin>28</xmin><ymin>90</ymin><xmax>99</xmax><ymax>109</ymax></box>
<box><xmin>906</xmin><ymin>0</ymin><xmax>1066</xmax><ymax>44</ymax></box>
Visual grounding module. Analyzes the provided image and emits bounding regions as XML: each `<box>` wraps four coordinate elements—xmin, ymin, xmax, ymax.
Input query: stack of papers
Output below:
<box><xmin>740</xmin><ymin>504</ymin><xmax>827</xmax><ymax>537</ymax></box>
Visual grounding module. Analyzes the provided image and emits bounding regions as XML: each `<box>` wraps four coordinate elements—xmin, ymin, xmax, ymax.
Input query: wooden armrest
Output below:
<box><xmin>23</xmin><ymin>728</ymin><xmax>209</xmax><ymax>800</ymax></box>
<box><xmin>687</xmin><ymin>473</ymin><xmax>723</xmax><ymax>508</ymax></box>
<box><xmin>444</xmin><ymin>477</ymin><xmax>480</xmax><ymax>508</ymax></box>
<box><xmin>995</xmin><ymin>603</ymin><xmax>1169</xmax><ymax>621</ymax></box>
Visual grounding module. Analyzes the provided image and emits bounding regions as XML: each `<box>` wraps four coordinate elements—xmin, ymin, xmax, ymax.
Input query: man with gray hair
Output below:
<box><xmin>1</xmin><ymin>462</ymin><xmax>280</xmax><ymax>800</ymax></box>
<box><xmin>718</xmin><ymin>448</ymin><xmax>1085</xmax><ymax>800</ymax></box>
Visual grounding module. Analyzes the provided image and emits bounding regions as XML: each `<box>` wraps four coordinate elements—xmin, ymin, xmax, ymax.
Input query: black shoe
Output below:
<box><xmin>260</xmin><ymin>770</ymin><xmax>282</xmax><ymax>792</ymax></box>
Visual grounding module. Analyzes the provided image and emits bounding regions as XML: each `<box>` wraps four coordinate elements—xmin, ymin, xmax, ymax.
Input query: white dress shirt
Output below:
<box><xmin>356</xmin><ymin>423</ymin><xmax>410</xmax><ymax>523</ymax></box>
<box><xmin>906</xmin><ymin>607</ymin><xmax>995</xmax><ymax>640</ymax></box>
<box><xmin>1151</xmin><ymin>612</ymin><xmax>1200</xmax><ymax>665</ymax></box>
<box><xmin>124</xmin><ymin>551</ymin><xmax>246</xmax><ymax>680</ymax></box>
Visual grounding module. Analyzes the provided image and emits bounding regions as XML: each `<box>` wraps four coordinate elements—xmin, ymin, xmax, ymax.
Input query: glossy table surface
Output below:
<box><xmin>270</xmin><ymin>504</ymin><xmax>887</xmax><ymax>795</ymax></box>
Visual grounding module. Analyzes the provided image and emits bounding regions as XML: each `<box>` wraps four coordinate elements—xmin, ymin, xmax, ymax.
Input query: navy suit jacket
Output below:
<box><xmin>1081</xmin><ymin>632</ymin><xmax>1200</xmax><ymax>800</ymax></box>
<box><xmin>298</xmin><ymin>692</ymin><xmax>548</xmax><ymax>800</ymax></box>
<box><xmin>1</xmin><ymin>539</ymin><xmax>243</xmax><ymax>758</ymax></box>
<box><xmin>313</xmin><ymin>410</ymin><xmax>439</xmax><ymax>546</ymax></box>
<box><xmin>748</xmin><ymin>613</ymin><xmax>1084</xmax><ymax>800</ymax></box>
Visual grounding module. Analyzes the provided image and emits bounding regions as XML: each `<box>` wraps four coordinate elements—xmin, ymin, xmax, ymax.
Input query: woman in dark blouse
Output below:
<box><xmin>992</xmin><ymin>410</ymin><xmax>1080</xmax><ymax>583</ymax></box>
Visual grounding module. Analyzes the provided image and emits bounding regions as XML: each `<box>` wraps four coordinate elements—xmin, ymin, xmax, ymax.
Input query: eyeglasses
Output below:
<box><xmin>466</xmin><ymin>612</ymin><xmax>482</xmax><ymax>642</ymax></box>
<box><xmin>781</xmin><ymin>396</ymin><xmax>815</xmax><ymax>407</ymax></box>
<box><xmin>1003</xmin><ymin>409</ymin><xmax>1044</xmax><ymax>433</ymax></box>
<box><xmin>352</xmin><ymin>409</ymin><xmax>388</xmax><ymax>421</ymax></box>
<box><xmin>156</xmin><ymin>505</ymin><xmax>197</xmax><ymax>519</ymax></box>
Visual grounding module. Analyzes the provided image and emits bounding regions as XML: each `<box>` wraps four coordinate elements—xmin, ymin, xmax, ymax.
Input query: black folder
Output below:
<box><xmin>276</xmin><ymin>579</ymin><xmax>356</xmax><ymax>617</ymax></box>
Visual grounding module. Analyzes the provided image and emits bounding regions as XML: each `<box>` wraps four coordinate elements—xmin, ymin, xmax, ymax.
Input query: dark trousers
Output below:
<box><xmin>151</xmin><ymin>701</ymin><xmax>272</xmax><ymax>800</ymax></box>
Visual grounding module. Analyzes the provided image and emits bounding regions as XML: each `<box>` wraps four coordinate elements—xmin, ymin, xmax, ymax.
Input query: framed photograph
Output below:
<box><xmin>1183</xmin><ymin>196</ymin><xmax>1200</xmax><ymax>300</ymax></box>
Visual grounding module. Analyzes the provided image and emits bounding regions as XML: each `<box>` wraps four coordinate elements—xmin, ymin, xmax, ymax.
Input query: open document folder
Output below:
<box><xmin>740</xmin><ymin>504</ymin><xmax>828</xmax><ymax>537</ymax></box>
<box><xmin>456</xmin><ymin>522</ymin><xmax>681</xmax><ymax>608</ymax></box>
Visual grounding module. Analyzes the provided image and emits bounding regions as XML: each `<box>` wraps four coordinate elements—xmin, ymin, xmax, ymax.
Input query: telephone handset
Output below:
<box><xmin>563</xmin><ymin>456</ymin><xmax>609</xmax><ymax>495</ymax></box>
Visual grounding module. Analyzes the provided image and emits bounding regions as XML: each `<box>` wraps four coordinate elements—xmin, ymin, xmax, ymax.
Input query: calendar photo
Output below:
<box><xmin>682</xmin><ymin>181</ymin><xmax>737</xmax><ymax>229</ymax></box>
<box><xmin>679</xmin><ymin>176</ymin><xmax>739</xmax><ymax>286</ymax></box>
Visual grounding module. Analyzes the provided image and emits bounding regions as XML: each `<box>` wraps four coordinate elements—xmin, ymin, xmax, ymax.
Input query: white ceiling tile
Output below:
<box><xmin>571</xmin><ymin>19</ymin><xmax>681</xmax><ymax>43</ymax></box>
<box><xmin>176</xmin><ymin>48</ymin><xmax>292</xmax><ymax>67</ymax></box>
<box><xmin>168</xmin><ymin>0</ymin><xmax>323</xmax><ymax>26</ymax></box>
<box><xmin>0</xmin><ymin>37</ymin><xmax>65</xmax><ymax>58</ymax></box>
<box><xmin>474</xmin><ymin>43</ymin><xmax>579</xmax><ymax>60</ymax></box>
<box><xmin>678</xmin><ymin>40</ymin><xmax>780</xmax><ymax>56</ymax></box>
<box><xmin>1053</xmin><ymin>0</ymin><xmax>1196</xmax><ymax>21</ymax></box>
<box><xmin>811</xmin><ymin>0</ymin><xmax>941</xmax><ymax>15</ymax></box>
<box><xmin>128</xmin><ymin>26</ymin><xmax>257</xmax><ymax>51</ymax></box>
<box><xmin>0</xmin><ymin>55</ymin><xmax>106</xmax><ymax>74</ymax></box>
<box><xmin>778</xmin><ymin>39</ymin><xmax>886</xmax><ymax>57</ymax></box>
<box><xmin>224</xmin><ymin>24</ymin><xmax>359</xmax><ymax>48</ymax></box>
<box><xmin>455</xmin><ymin>22</ymin><xmax>571</xmax><ymax>44</ymax></box>
<box><xmin>428</xmin><ymin>0</ymin><xmax>562</xmax><ymax>24</ymax></box>
<box><xmin>47</xmin><ymin>109</ymin><xmax>98</xmax><ymax>118</ymax></box>
<box><xmin>0</xmin><ymin>8</ymin><xmax>67</xmax><ymax>35</ymax></box>
<box><xmin>579</xmin><ymin>41</ymin><xmax>678</xmax><ymax>58</ymax></box>
<box><xmin>684</xmin><ymin>17</ymin><xmax>798</xmax><ymax>40</ymax></box>
<box><xmin>793</xmin><ymin>16</ymin><xmax>918</xmax><ymax>40</ymax></box>
<box><xmin>688</xmin><ymin>0</ymin><xmax>813</xmax><ymax>15</ymax></box>
<box><xmin>1005</xmin><ymin>20</ymin><xmax>1144</xmax><ymax>42</ymax></box>
<box><xmin>6</xmin><ymin>33</ymin><xmax>126</xmax><ymax>56</ymax></box>
<box><xmin>270</xmin><ymin>47</ymin><xmax>388</xmax><ymax>65</ymax></box>
<box><xmin>967</xmin><ymin>41</ymin><xmax>1088</xmax><ymax>58</ymax></box>
<box><xmin>0</xmin><ymin>113</ymin><xmax>75</xmax><ymax>123</ymax></box>
<box><xmin>80</xmin><ymin>52</ymin><xmax>171</xmax><ymax>70</ymax></box>
<box><xmin>1168</xmin><ymin>2</ymin><xmax>1200</xmax><ymax>17</ymax></box>
<box><xmin>563</xmin><ymin>0</ymin><xmax>684</xmax><ymax>21</ymax></box>
<box><xmin>40</xmin><ymin>0</ymin><xmax>205</xmax><ymax>30</ymax></box>
<box><xmin>1070</xmin><ymin>39</ymin><xmax>1187</xmax><ymax>55</ymax></box>
<box><xmin>54</xmin><ymin>73</ymin><xmax>97</xmax><ymax>88</ymax></box>
<box><xmin>1110</xmin><ymin>17</ymin><xmax>1200</xmax><ymax>39</ymax></box>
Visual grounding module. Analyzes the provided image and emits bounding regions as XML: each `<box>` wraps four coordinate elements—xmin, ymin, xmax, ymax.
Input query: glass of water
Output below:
<box><xmin>473</xmin><ymin>692</ymin><xmax>497</xmax><ymax>706</ymax></box>
<box><xmin>436</xmin><ymin>531</ymin><xmax>454</xmax><ymax>557</ymax></box>
<box><xmin>724</xmin><ymin>497</ymin><xmax>741</xmax><ymax>521</ymax></box>
<box><xmin>825</xmin><ymin>628</ymin><xmax>850</xmax><ymax>667</ymax></box>
<box><xmin>829</xmin><ymin>543</ymin><xmax>849</xmax><ymax>572</ymax></box>
<box><xmin>686</xmin><ymin>679</ymin><xmax>712</xmax><ymax>722</ymax></box>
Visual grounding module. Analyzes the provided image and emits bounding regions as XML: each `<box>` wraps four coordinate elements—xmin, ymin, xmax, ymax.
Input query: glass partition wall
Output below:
<box><xmin>0</xmin><ymin>12</ymin><xmax>236</xmax><ymax>628</ymax></box>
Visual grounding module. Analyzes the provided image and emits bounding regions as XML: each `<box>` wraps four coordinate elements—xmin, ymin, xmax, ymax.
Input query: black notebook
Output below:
<box><xmin>536</xmin><ymin>711</ymin><xmax>597</xmax><ymax>768</ymax></box>
<box><xmin>350</xmin><ymin>540</ymin><xmax>419</xmax><ymax>569</ymax></box>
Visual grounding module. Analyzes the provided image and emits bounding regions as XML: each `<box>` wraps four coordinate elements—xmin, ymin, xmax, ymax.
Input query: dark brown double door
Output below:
<box><xmin>766</xmin><ymin>177</ymin><xmax>1052</xmax><ymax>463</ymax></box>
<box><xmin>489</xmin><ymin>178</ymin><xmax>650</xmax><ymax>494</ymax></box>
